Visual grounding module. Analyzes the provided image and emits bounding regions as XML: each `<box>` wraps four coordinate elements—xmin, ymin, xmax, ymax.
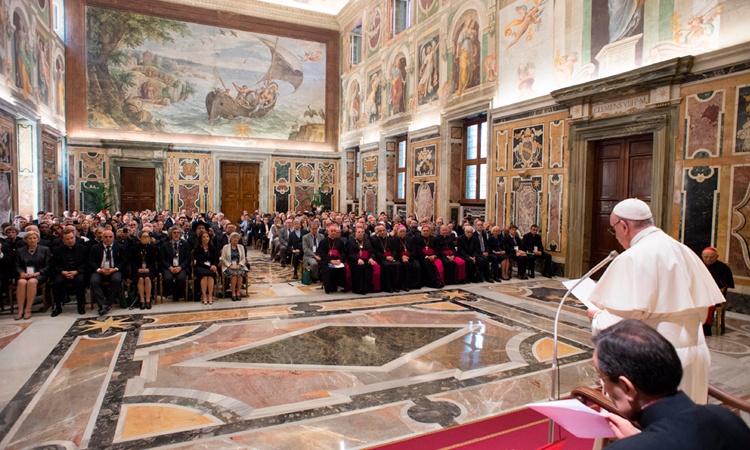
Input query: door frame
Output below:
<box><xmin>109</xmin><ymin>158</ymin><xmax>165</xmax><ymax>212</ymax></box>
<box><xmin>211</xmin><ymin>152</ymin><xmax>270</xmax><ymax>214</ymax></box>
<box><xmin>566</xmin><ymin>103</ymin><xmax>679</xmax><ymax>278</ymax></box>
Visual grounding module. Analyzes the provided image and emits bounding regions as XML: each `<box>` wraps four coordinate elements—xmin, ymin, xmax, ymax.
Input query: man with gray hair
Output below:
<box><xmin>160</xmin><ymin>226</ymin><xmax>190</xmax><ymax>301</ymax></box>
<box><xmin>587</xmin><ymin>198</ymin><xmax>725</xmax><ymax>404</ymax></box>
<box><xmin>302</xmin><ymin>222</ymin><xmax>324</xmax><ymax>282</ymax></box>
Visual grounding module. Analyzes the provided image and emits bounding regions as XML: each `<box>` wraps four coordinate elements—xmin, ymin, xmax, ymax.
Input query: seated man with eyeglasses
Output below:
<box><xmin>594</xmin><ymin>319</ymin><xmax>750</xmax><ymax>449</ymax></box>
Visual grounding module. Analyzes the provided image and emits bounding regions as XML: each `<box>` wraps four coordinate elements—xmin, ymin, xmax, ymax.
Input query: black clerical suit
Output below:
<box><xmin>436</xmin><ymin>233</ymin><xmax>463</xmax><ymax>285</ymax></box>
<box><xmin>473</xmin><ymin>231</ymin><xmax>493</xmax><ymax>282</ymax></box>
<box><xmin>393</xmin><ymin>235</ymin><xmax>421</xmax><ymax>290</ymax></box>
<box><xmin>160</xmin><ymin>239</ymin><xmax>190</xmax><ymax>300</ymax></box>
<box><xmin>346</xmin><ymin>237</ymin><xmax>375</xmax><ymax>294</ymax></box>
<box><xmin>456</xmin><ymin>234</ymin><xmax>479</xmax><ymax>283</ymax></box>
<box><xmin>522</xmin><ymin>232</ymin><xmax>553</xmax><ymax>277</ymax></box>
<box><xmin>416</xmin><ymin>234</ymin><xmax>445</xmax><ymax>288</ymax></box>
<box><xmin>503</xmin><ymin>232</ymin><xmax>528</xmax><ymax>278</ymax></box>
<box><xmin>370</xmin><ymin>233</ymin><xmax>399</xmax><ymax>293</ymax></box>
<box><xmin>289</xmin><ymin>228</ymin><xmax>309</xmax><ymax>278</ymax></box>
<box><xmin>89</xmin><ymin>242</ymin><xmax>128</xmax><ymax>309</ymax></box>
<box><xmin>318</xmin><ymin>236</ymin><xmax>348</xmax><ymax>294</ymax></box>
<box><xmin>51</xmin><ymin>242</ymin><xmax>89</xmax><ymax>312</ymax></box>
<box><xmin>605</xmin><ymin>391</ymin><xmax>750</xmax><ymax>450</ymax></box>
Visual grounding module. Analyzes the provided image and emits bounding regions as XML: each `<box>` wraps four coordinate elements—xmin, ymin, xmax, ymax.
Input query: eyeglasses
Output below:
<box><xmin>607</xmin><ymin>219</ymin><xmax>623</xmax><ymax>236</ymax></box>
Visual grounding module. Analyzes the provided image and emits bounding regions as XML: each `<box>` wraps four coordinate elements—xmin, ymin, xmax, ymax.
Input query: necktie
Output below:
<box><xmin>174</xmin><ymin>242</ymin><xmax>178</xmax><ymax>254</ymax></box>
<box><xmin>479</xmin><ymin>235</ymin><xmax>485</xmax><ymax>252</ymax></box>
<box><xmin>313</xmin><ymin>236</ymin><xmax>317</xmax><ymax>247</ymax></box>
<box><xmin>106</xmin><ymin>246</ymin><xmax>112</xmax><ymax>263</ymax></box>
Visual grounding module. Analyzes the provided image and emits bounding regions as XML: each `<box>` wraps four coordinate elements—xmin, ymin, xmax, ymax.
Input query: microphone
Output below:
<box><xmin>547</xmin><ymin>250</ymin><xmax>618</xmax><ymax>442</ymax></box>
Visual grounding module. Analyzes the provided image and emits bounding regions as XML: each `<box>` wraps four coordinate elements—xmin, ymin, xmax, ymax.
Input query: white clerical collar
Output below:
<box><xmin>630</xmin><ymin>226</ymin><xmax>659</xmax><ymax>247</ymax></box>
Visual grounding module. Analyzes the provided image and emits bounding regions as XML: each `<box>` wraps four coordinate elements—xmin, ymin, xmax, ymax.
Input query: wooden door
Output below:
<box><xmin>120</xmin><ymin>167</ymin><xmax>156</xmax><ymax>212</ymax></box>
<box><xmin>221</xmin><ymin>162</ymin><xmax>259</xmax><ymax>222</ymax></box>
<box><xmin>590</xmin><ymin>134</ymin><xmax>653</xmax><ymax>275</ymax></box>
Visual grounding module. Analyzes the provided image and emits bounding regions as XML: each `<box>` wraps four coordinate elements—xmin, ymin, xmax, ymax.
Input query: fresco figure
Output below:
<box><xmin>607</xmin><ymin>0</ymin><xmax>643</xmax><ymax>43</ymax></box>
<box><xmin>417</xmin><ymin>38</ymin><xmax>439</xmax><ymax>104</ymax></box>
<box><xmin>55</xmin><ymin>58</ymin><xmax>65</xmax><ymax>116</ymax></box>
<box><xmin>504</xmin><ymin>0</ymin><xmax>546</xmax><ymax>50</ymax></box>
<box><xmin>390</xmin><ymin>56</ymin><xmax>407</xmax><ymax>115</ymax></box>
<box><xmin>348</xmin><ymin>82</ymin><xmax>360</xmax><ymax>131</ymax></box>
<box><xmin>453</xmin><ymin>15</ymin><xmax>479</xmax><ymax>96</ymax></box>
<box><xmin>367</xmin><ymin>7</ymin><xmax>381</xmax><ymax>50</ymax></box>
<box><xmin>37</xmin><ymin>37</ymin><xmax>50</xmax><ymax>106</ymax></box>
<box><xmin>367</xmin><ymin>70</ymin><xmax>382</xmax><ymax>123</ymax></box>
<box><xmin>0</xmin><ymin>6</ymin><xmax>6</xmax><ymax>77</ymax></box>
<box><xmin>13</xmin><ymin>11</ymin><xmax>33</xmax><ymax>100</ymax></box>
<box><xmin>676</xmin><ymin>9</ymin><xmax>722</xmax><ymax>52</ymax></box>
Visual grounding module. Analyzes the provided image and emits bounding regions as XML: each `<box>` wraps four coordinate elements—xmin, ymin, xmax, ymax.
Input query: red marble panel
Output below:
<box><xmin>495</xmin><ymin>177</ymin><xmax>506</xmax><ymax>229</ymax></box>
<box><xmin>178</xmin><ymin>184</ymin><xmax>200</xmax><ymax>215</ymax></box>
<box><xmin>685</xmin><ymin>90</ymin><xmax>724</xmax><ymax>159</ymax></box>
<box><xmin>728</xmin><ymin>165</ymin><xmax>750</xmax><ymax>278</ymax></box>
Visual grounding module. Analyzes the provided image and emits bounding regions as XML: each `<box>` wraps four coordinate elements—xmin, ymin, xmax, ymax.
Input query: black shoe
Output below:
<box><xmin>529</xmin><ymin>272</ymin><xmax>535</xmax><ymax>278</ymax></box>
<box><xmin>78</xmin><ymin>305</ymin><xmax>86</xmax><ymax>315</ymax></box>
<box><xmin>146</xmin><ymin>303</ymin><xmax>152</xmax><ymax>310</ymax></box>
<box><xmin>487</xmin><ymin>277</ymin><xmax>495</xmax><ymax>283</ymax></box>
<box><xmin>232</xmin><ymin>296</ymin><xmax>240</xmax><ymax>302</ymax></box>
<box><xmin>544</xmin><ymin>273</ymin><xmax>553</xmax><ymax>278</ymax></box>
<box><xmin>98</xmin><ymin>305</ymin><xmax>110</xmax><ymax>316</ymax></box>
<box><xmin>51</xmin><ymin>308</ymin><xmax>62</xmax><ymax>317</ymax></box>
<box><xmin>140</xmin><ymin>302</ymin><xmax>146</xmax><ymax>310</ymax></box>
<box><xmin>293</xmin><ymin>273</ymin><xmax>298</xmax><ymax>279</ymax></box>
<box><xmin>281</xmin><ymin>263</ymin><xmax>287</xmax><ymax>268</ymax></box>
<box><xmin>518</xmin><ymin>275</ymin><xmax>528</xmax><ymax>280</ymax></box>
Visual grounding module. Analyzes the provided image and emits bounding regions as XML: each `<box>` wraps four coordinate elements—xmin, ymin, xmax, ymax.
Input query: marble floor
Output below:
<box><xmin>0</xmin><ymin>252</ymin><xmax>748</xmax><ymax>450</ymax></box>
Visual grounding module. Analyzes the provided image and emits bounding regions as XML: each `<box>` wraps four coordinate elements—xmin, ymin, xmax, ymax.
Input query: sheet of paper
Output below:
<box><xmin>562</xmin><ymin>278</ymin><xmax>598</xmax><ymax>309</ymax></box>
<box><xmin>527</xmin><ymin>399</ymin><xmax>616</xmax><ymax>439</ymax></box>
<box><xmin>331</xmin><ymin>263</ymin><xmax>345</xmax><ymax>269</ymax></box>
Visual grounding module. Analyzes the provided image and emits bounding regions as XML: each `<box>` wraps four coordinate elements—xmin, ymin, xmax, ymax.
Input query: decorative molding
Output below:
<box><xmin>442</xmin><ymin>99</ymin><xmax>491</xmax><ymax>122</ymax></box>
<box><xmin>380</xmin><ymin>123</ymin><xmax>412</xmax><ymax>138</ymax></box>
<box><xmin>551</xmin><ymin>57</ymin><xmax>694</xmax><ymax>107</ymax></box>
<box><xmin>162</xmin><ymin>0</ymin><xmax>340</xmax><ymax>30</ymax></box>
<box><xmin>359</xmin><ymin>142</ymin><xmax>379</xmax><ymax>152</ymax></box>
<box><xmin>490</xmin><ymin>95</ymin><xmax>559</xmax><ymax>123</ymax></box>
<box><xmin>689</xmin><ymin>43</ymin><xmax>750</xmax><ymax>75</ymax></box>
<box><xmin>409</xmin><ymin>125</ymin><xmax>441</xmax><ymax>142</ymax></box>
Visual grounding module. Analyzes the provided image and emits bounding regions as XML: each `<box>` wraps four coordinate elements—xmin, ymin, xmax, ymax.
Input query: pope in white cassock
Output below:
<box><xmin>587</xmin><ymin>199</ymin><xmax>724</xmax><ymax>404</ymax></box>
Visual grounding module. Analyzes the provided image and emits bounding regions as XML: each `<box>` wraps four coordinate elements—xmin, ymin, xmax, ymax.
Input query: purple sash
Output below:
<box><xmin>444</xmin><ymin>250</ymin><xmax>466</xmax><ymax>281</ymax></box>
<box><xmin>423</xmin><ymin>248</ymin><xmax>444</xmax><ymax>284</ymax></box>
<box><xmin>329</xmin><ymin>249</ymin><xmax>351</xmax><ymax>292</ymax></box>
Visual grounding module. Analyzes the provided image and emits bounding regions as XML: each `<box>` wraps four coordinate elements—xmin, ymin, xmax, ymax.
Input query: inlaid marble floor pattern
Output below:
<box><xmin>0</xmin><ymin>275</ymin><xmax>748</xmax><ymax>450</ymax></box>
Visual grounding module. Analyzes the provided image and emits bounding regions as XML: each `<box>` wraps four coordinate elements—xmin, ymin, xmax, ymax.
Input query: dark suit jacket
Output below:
<box><xmin>289</xmin><ymin>228</ymin><xmax>308</xmax><ymax>252</ymax></box>
<box><xmin>346</xmin><ymin>236</ymin><xmax>374</xmax><ymax>264</ymax></box>
<box><xmin>129</xmin><ymin>242</ymin><xmax>159</xmax><ymax>275</ymax></box>
<box><xmin>51</xmin><ymin>243</ymin><xmax>89</xmax><ymax>276</ymax></box>
<box><xmin>15</xmin><ymin>245</ymin><xmax>52</xmax><ymax>278</ymax></box>
<box><xmin>160</xmin><ymin>239</ymin><xmax>191</xmax><ymax>271</ymax></box>
<box><xmin>89</xmin><ymin>242</ymin><xmax>129</xmax><ymax>274</ymax></box>
<box><xmin>475</xmin><ymin>231</ymin><xmax>490</xmax><ymax>254</ymax></box>
<box><xmin>522</xmin><ymin>232</ymin><xmax>545</xmax><ymax>253</ymax></box>
<box><xmin>192</xmin><ymin>245</ymin><xmax>220</xmax><ymax>269</ymax></box>
<box><xmin>318</xmin><ymin>237</ymin><xmax>347</xmax><ymax>265</ymax></box>
<box><xmin>605</xmin><ymin>391</ymin><xmax>750</xmax><ymax>450</ymax></box>
<box><xmin>457</xmin><ymin>234</ymin><xmax>480</xmax><ymax>260</ymax></box>
<box><xmin>503</xmin><ymin>233</ymin><xmax>523</xmax><ymax>253</ymax></box>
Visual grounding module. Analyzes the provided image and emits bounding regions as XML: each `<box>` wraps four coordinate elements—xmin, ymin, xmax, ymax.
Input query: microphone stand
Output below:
<box><xmin>547</xmin><ymin>250</ymin><xmax>618</xmax><ymax>443</ymax></box>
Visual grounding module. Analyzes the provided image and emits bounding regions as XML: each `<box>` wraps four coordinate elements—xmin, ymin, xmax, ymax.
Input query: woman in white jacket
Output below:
<box><xmin>221</xmin><ymin>232</ymin><xmax>249</xmax><ymax>301</ymax></box>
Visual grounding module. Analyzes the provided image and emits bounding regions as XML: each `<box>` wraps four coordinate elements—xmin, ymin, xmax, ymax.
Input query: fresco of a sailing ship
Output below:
<box><xmin>86</xmin><ymin>6</ymin><xmax>327</xmax><ymax>142</ymax></box>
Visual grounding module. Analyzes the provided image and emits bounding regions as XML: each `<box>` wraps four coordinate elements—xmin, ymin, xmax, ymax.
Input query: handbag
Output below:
<box><xmin>301</xmin><ymin>268</ymin><xmax>311</xmax><ymax>285</ymax></box>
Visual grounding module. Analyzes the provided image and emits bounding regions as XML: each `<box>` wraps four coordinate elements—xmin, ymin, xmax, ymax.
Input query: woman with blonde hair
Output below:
<box><xmin>221</xmin><ymin>232</ymin><xmax>249</xmax><ymax>301</ymax></box>
<box><xmin>14</xmin><ymin>230</ymin><xmax>51</xmax><ymax>319</ymax></box>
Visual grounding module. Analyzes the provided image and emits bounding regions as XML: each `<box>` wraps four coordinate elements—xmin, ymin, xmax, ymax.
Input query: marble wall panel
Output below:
<box><xmin>295</xmin><ymin>186</ymin><xmax>314</xmax><ymax>212</ymax></box>
<box><xmin>0</xmin><ymin>122</ymin><xmax>12</xmax><ymax>166</ymax></box>
<box><xmin>44</xmin><ymin>178</ymin><xmax>55</xmax><ymax>212</ymax></box>
<box><xmin>68</xmin><ymin>153</ymin><xmax>76</xmax><ymax>209</ymax></box>
<box><xmin>413</xmin><ymin>181</ymin><xmax>435</xmax><ymax>221</ymax></box>
<box><xmin>177</xmin><ymin>158</ymin><xmax>201</xmax><ymax>182</ymax></box>
<box><xmin>274</xmin><ymin>161</ymin><xmax>291</xmax><ymax>184</ymax></box>
<box><xmin>512</xmin><ymin>125</ymin><xmax>544</xmax><ymax>169</ymax></box>
<box><xmin>462</xmin><ymin>207</ymin><xmax>485</xmax><ymax>222</ymax></box>
<box><xmin>42</xmin><ymin>140</ymin><xmax>56</xmax><ymax>178</ymax></box>
<box><xmin>202</xmin><ymin>159</ymin><xmax>210</xmax><ymax>182</ymax></box>
<box><xmin>681</xmin><ymin>166</ymin><xmax>720</xmax><ymax>255</ymax></box>
<box><xmin>450</xmin><ymin>143</ymin><xmax>462</xmax><ymax>203</ymax></box>
<box><xmin>346</xmin><ymin>161</ymin><xmax>356</xmax><ymax>200</ymax></box>
<box><xmin>684</xmin><ymin>90</ymin><xmax>725</xmax><ymax>159</ymax></box>
<box><xmin>295</xmin><ymin>162</ymin><xmax>316</xmax><ymax>184</ymax></box>
<box><xmin>362</xmin><ymin>185</ymin><xmax>377</xmax><ymax>214</ymax></box>
<box><xmin>79</xmin><ymin>180</ymin><xmax>100</xmax><ymax>212</ymax></box>
<box><xmin>495</xmin><ymin>177</ymin><xmax>507</xmax><ymax>229</ymax></box>
<box><xmin>413</xmin><ymin>144</ymin><xmax>437</xmax><ymax>178</ymax></box>
<box><xmin>79</xmin><ymin>152</ymin><xmax>106</xmax><ymax>178</ymax></box>
<box><xmin>396</xmin><ymin>205</ymin><xmax>407</xmax><ymax>218</ymax></box>
<box><xmin>734</xmin><ymin>84</ymin><xmax>750</xmax><ymax>154</ymax></box>
<box><xmin>167</xmin><ymin>157</ymin><xmax>175</xmax><ymax>182</ymax></box>
<box><xmin>548</xmin><ymin>120</ymin><xmax>564</xmax><ymax>168</ymax></box>
<box><xmin>728</xmin><ymin>165</ymin><xmax>750</xmax><ymax>279</ymax></box>
<box><xmin>386</xmin><ymin>154</ymin><xmax>395</xmax><ymax>202</ymax></box>
<box><xmin>273</xmin><ymin>185</ymin><xmax>291</xmax><ymax>213</ymax></box>
<box><xmin>495</xmin><ymin>129</ymin><xmax>508</xmax><ymax>171</ymax></box>
<box><xmin>510</xmin><ymin>176</ymin><xmax>543</xmax><ymax>235</ymax></box>
<box><xmin>451</xmin><ymin>127</ymin><xmax>462</xmax><ymax>139</ymax></box>
<box><xmin>362</xmin><ymin>154</ymin><xmax>378</xmax><ymax>182</ymax></box>
<box><xmin>546</xmin><ymin>174</ymin><xmax>563</xmax><ymax>252</ymax></box>
<box><xmin>0</xmin><ymin>171</ymin><xmax>12</xmax><ymax>222</ymax></box>
<box><xmin>318</xmin><ymin>162</ymin><xmax>336</xmax><ymax>185</ymax></box>
<box><xmin>178</xmin><ymin>184</ymin><xmax>200</xmax><ymax>214</ymax></box>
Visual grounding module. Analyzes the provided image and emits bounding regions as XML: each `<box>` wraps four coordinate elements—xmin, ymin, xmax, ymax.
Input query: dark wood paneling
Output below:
<box><xmin>221</xmin><ymin>162</ymin><xmax>259</xmax><ymax>222</ymax></box>
<box><xmin>121</xmin><ymin>167</ymin><xmax>156</xmax><ymax>212</ymax></box>
<box><xmin>590</xmin><ymin>134</ymin><xmax>653</xmax><ymax>276</ymax></box>
<box><xmin>65</xmin><ymin>0</ymin><xmax>339</xmax><ymax>151</ymax></box>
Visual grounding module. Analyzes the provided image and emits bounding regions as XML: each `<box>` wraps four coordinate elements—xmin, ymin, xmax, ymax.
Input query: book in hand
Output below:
<box><xmin>328</xmin><ymin>262</ymin><xmax>345</xmax><ymax>269</ymax></box>
<box><xmin>526</xmin><ymin>399</ymin><xmax>616</xmax><ymax>439</ymax></box>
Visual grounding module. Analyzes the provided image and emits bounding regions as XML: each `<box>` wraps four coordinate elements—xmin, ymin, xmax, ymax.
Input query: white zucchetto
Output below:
<box><xmin>612</xmin><ymin>198</ymin><xmax>652</xmax><ymax>220</ymax></box>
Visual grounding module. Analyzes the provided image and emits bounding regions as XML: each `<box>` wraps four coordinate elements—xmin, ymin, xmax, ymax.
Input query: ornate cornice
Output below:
<box><xmin>160</xmin><ymin>0</ymin><xmax>341</xmax><ymax>30</ymax></box>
